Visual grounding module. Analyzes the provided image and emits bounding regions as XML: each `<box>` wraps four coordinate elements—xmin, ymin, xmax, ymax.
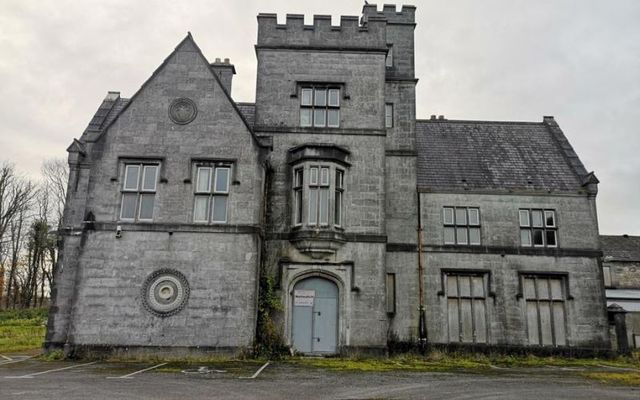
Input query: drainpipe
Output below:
<box><xmin>416</xmin><ymin>190</ymin><xmax>427</xmax><ymax>345</ymax></box>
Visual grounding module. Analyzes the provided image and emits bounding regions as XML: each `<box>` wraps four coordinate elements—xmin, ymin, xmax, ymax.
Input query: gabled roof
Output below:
<box><xmin>82</xmin><ymin>92</ymin><xmax>129</xmax><ymax>135</ymax></box>
<box><xmin>82</xmin><ymin>33</ymin><xmax>265</xmax><ymax>148</ymax></box>
<box><xmin>601</xmin><ymin>235</ymin><xmax>640</xmax><ymax>262</ymax></box>
<box><xmin>415</xmin><ymin>117</ymin><xmax>595</xmax><ymax>194</ymax></box>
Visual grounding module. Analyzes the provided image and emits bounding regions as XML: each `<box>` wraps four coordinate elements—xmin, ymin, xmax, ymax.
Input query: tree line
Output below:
<box><xmin>0</xmin><ymin>160</ymin><xmax>68</xmax><ymax>310</ymax></box>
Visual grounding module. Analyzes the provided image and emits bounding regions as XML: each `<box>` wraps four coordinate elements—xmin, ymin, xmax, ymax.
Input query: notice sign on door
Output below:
<box><xmin>294</xmin><ymin>290</ymin><xmax>315</xmax><ymax>307</ymax></box>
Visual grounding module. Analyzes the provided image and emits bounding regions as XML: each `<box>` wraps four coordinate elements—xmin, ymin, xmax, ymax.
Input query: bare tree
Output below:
<box><xmin>0</xmin><ymin>163</ymin><xmax>35</xmax><ymax>305</ymax></box>
<box><xmin>41</xmin><ymin>158</ymin><xmax>68</xmax><ymax>227</ymax></box>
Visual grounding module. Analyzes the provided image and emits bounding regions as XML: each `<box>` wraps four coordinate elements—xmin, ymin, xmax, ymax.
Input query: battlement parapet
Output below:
<box><xmin>257</xmin><ymin>13</ymin><xmax>387</xmax><ymax>50</ymax></box>
<box><xmin>362</xmin><ymin>4</ymin><xmax>415</xmax><ymax>24</ymax></box>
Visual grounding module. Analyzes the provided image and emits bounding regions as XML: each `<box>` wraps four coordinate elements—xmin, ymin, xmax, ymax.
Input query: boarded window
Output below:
<box><xmin>602</xmin><ymin>266</ymin><xmax>612</xmax><ymax>288</ymax></box>
<box><xmin>386</xmin><ymin>273</ymin><xmax>396</xmax><ymax>314</ymax></box>
<box><xmin>445</xmin><ymin>273</ymin><xmax>488</xmax><ymax>344</ymax></box>
<box><xmin>523</xmin><ymin>276</ymin><xmax>567</xmax><ymax>346</ymax></box>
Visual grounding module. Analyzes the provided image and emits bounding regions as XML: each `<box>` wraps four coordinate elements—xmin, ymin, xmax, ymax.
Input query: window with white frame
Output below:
<box><xmin>120</xmin><ymin>163</ymin><xmax>159</xmax><ymax>221</ymax></box>
<box><xmin>385</xmin><ymin>103</ymin><xmax>394</xmax><ymax>128</ymax></box>
<box><xmin>443</xmin><ymin>207</ymin><xmax>481</xmax><ymax>245</ymax></box>
<box><xmin>193</xmin><ymin>164</ymin><xmax>230</xmax><ymax>223</ymax></box>
<box><xmin>300</xmin><ymin>86</ymin><xmax>340</xmax><ymax>128</ymax></box>
<box><xmin>519</xmin><ymin>209</ymin><xmax>557</xmax><ymax>247</ymax></box>
<box><xmin>291</xmin><ymin>164</ymin><xmax>345</xmax><ymax>229</ymax></box>
<box><xmin>308</xmin><ymin>166</ymin><xmax>330</xmax><ymax>226</ymax></box>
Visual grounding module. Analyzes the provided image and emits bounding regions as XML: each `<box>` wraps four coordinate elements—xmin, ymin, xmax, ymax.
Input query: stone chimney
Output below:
<box><xmin>210</xmin><ymin>58</ymin><xmax>236</xmax><ymax>94</ymax></box>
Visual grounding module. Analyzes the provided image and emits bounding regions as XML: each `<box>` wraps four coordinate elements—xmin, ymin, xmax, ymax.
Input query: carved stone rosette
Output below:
<box><xmin>169</xmin><ymin>97</ymin><xmax>197</xmax><ymax>125</ymax></box>
<box><xmin>141</xmin><ymin>269</ymin><xmax>190</xmax><ymax>317</ymax></box>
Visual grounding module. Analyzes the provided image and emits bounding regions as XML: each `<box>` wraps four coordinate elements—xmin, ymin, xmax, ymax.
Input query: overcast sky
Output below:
<box><xmin>1</xmin><ymin>0</ymin><xmax>638</xmax><ymax>234</ymax></box>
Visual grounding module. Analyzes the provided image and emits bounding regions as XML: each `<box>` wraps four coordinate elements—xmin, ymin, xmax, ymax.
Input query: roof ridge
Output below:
<box><xmin>416</xmin><ymin>118</ymin><xmax>544</xmax><ymax>126</ymax></box>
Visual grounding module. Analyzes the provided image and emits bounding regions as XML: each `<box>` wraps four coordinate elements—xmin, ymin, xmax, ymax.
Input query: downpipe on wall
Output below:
<box><xmin>417</xmin><ymin>190</ymin><xmax>427</xmax><ymax>350</ymax></box>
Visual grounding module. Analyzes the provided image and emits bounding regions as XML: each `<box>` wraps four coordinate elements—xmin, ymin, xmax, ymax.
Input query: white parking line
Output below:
<box><xmin>240</xmin><ymin>361</ymin><xmax>270</xmax><ymax>379</ymax></box>
<box><xmin>4</xmin><ymin>361</ymin><xmax>98</xmax><ymax>379</ymax></box>
<box><xmin>0</xmin><ymin>356</ymin><xmax>35</xmax><ymax>366</ymax></box>
<box><xmin>106</xmin><ymin>362</ymin><xmax>168</xmax><ymax>379</ymax></box>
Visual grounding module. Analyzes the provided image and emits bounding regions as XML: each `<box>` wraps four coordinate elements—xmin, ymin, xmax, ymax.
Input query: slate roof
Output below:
<box><xmin>236</xmin><ymin>102</ymin><xmax>255</xmax><ymax>128</ymax></box>
<box><xmin>84</xmin><ymin>92</ymin><xmax>129</xmax><ymax>134</ymax></box>
<box><xmin>415</xmin><ymin>117</ymin><xmax>593</xmax><ymax>193</ymax></box>
<box><xmin>601</xmin><ymin>235</ymin><xmax>640</xmax><ymax>262</ymax></box>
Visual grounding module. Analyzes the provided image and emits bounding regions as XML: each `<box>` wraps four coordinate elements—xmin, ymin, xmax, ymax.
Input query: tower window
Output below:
<box><xmin>300</xmin><ymin>86</ymin><xmax>340</xmax><ymax>128</ymax></box>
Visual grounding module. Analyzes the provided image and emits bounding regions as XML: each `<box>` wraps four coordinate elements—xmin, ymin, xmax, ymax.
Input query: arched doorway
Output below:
<box><xmin>291</xmin><ymin>277</ymin><xmax>339</xmax><ymax>354</ymax></box>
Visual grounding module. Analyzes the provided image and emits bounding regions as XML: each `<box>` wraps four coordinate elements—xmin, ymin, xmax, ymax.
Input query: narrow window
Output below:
<box><xmin>443</xmin><ymin>207</ymin><xmax>481</xmax><ymax>245</ymax></box>
<box><xmin>120</xmin><ymin>163</ymin><xmax>158</xmax><ymax>221</ymax></box>
<box><xmin>193</xmin><ymin>164</ymin><xmax>230</xmax><ymax>224</ymax></box>
<box><xmin>386</xmin><ymin>273</ymin><xmax>396</xmax><ymax>314</ymax></box>
<box><xmin>318</xmin><ymin>167</ymin><xmax>330</xmax><ymax>225</ymax></box>
<box><xmin>308</xmin><ymin>167</ymin><xmax>318</xmax><ymax>225</ymax></box>
<box><xmin>335</xmin><ymin>169</ymin><xmax>344</xmax><ymax>227</ymax></box>
<box><xmin>385</xmin><ymin>103</ymin><xmax>394</xmax><ymax>128</ymax></box>
<box><xmin>386</xmin><ymin>44</ymin><xmax>393</xmax><ymax>68</ymax></box>
<box><xmin>293</xmin><ymin>168</ymin><xmax>304</xmax><ymax>225</ymax></box>
<box><xmin>520</xmin><ymin>209</ymin><xmax>558</xmax><ymax>248</ymax></box>
<box><xmin>603</xmin><ymin>266</ymin><xmax>612</xmax><ymax>288</ymax></box>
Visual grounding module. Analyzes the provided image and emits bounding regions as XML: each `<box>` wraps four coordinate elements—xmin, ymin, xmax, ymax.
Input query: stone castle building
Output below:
<box><xmin>46</xmin><ymin>4</ymin><xmax>610</xmax><ymax>355</ymax></box>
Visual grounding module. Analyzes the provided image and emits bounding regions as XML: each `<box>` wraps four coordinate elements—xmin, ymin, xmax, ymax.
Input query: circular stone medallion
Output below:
<box><xmin>168</xmin><ymin>98</ymin><xmax>197</xmax><ymax>125</ymax></box>
<box><xmin>141</xmin><ymin>269</ymin><xmax>190</xmax><ymax>317</ymax></box>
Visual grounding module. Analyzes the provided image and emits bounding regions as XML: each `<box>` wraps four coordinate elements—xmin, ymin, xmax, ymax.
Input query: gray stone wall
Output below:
<box><xmin>605</xmin><ymin>261</ymin><xmax>640</xmax><ymax>288</ymax></box>
<box><xmin>47</xmin><ymin>37</ymin><xmax>265</xmax><ymax>350</ymax></box>
<box><xmin>420</xmin><ymin>253</ymin><xmax>608</xmax><ymax>347</ymax></box>
<box><xmin>255</xmin><ymin>50</ymin><xmax>386</xmax><ymax>130</ymax></box>
<box><xmin>420</xmin><ymin>192</ymin><xmax>600</xmax><ymax>249</ymax></box>
<box><xmin>69</xmin><ymin>231</ymin><xmax>259</xmax><ymax>347</ymax></box>
<box><xmin>394</xmin><ymin>191</ymin><xmax>609</xmax><ymax>348</ymax></box>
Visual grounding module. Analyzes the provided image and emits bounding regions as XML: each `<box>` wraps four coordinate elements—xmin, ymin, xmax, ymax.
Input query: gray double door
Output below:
<box><xmin>291</xmin><ymin>277</ymin><xmax>338</xmax><ymax>354</ymax></box>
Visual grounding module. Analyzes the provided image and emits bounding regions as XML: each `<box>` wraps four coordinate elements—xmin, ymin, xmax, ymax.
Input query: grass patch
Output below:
<box><xmin>581</xmin><ymin>371</ymin><xmax>640</xmax><ymax>386</ymax></box>
<box><xmin>289</xmin><ymin>353</ymin><xmax>491</xmax><ymax>373</ymax></box>
<box><xmin>489</xmin><ymin>353</ymin><xmax>640</xmax><ymax>370</ymax></box>
<box><xmin>288</xmin><ymin>351</ymin><xmax>640</xmax><ymax>376</ymax></box>
<box><xmin>0</xmin><ymin>307</ymin><xmax>47</xmax><ymax>353</ymax></box>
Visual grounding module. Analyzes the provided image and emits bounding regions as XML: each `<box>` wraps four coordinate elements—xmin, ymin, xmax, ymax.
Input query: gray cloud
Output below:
<box><xmin>1</xmin><ymin>0</ymin><xmax>638</xmax><ymax>234</ymax></box>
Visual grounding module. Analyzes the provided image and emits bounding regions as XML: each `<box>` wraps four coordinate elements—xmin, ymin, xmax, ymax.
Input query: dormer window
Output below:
<box><xmin>300</xmin><ymin>86</ymin><xmax>340</xmax><ymax>128</ymax></box>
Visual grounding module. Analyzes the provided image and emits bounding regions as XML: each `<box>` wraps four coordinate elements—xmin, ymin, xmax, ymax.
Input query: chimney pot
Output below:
<box><xmin>215</xmin><ymin>57</ymin><xmax>221</xmax><ymax>63</ymax></box>
<box><xmin>430</xmin><ymin>115</ymin><xmax>437</xmax><ymax>120</ymax></box>
<box><xmin>224</xmin><ymin>58</ymin><xmax>230</xmax><ymax>64</ymax></box>
<box><xmin>438</xmin><ymin>115</ymin><xmax>445</xmax><ymax>120</ymax></box>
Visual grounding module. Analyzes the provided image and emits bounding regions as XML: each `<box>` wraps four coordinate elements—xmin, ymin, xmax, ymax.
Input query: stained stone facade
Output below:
<box><xmin>46</xmin><ymin>4</ymin><xmax>610</xmax><ymax>355</ymax></box>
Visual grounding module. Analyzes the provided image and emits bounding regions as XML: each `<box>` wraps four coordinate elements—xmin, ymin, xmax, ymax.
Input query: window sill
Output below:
<box><xmin>289</xmin><ymin>228</ymin><xmax>347</xmax><ymax>258</ymax></box>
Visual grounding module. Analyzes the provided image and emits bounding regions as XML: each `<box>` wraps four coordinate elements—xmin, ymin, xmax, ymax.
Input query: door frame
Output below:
<box><xmin>285</xmin><ymin>269</ymin><xmax>348</xmax><ymax>354</ymax></box>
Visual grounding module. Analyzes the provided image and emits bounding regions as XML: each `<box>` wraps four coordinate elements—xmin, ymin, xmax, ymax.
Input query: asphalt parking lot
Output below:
<box><xmin>1</xmin><ymin>353</ymin><xmax>639</xmax><ymax>400</ymax></box>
